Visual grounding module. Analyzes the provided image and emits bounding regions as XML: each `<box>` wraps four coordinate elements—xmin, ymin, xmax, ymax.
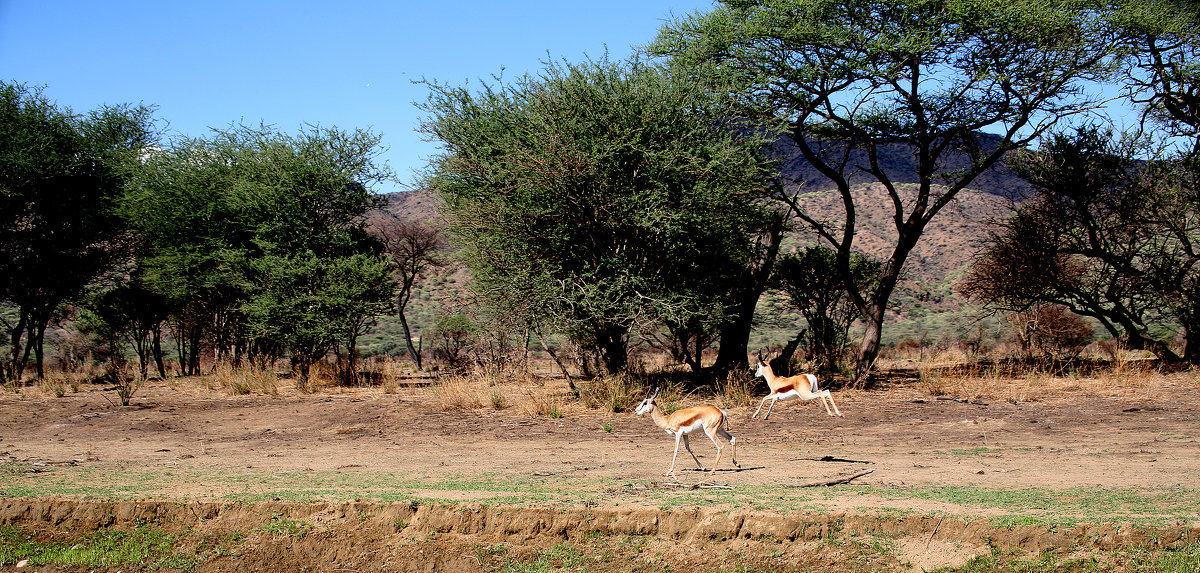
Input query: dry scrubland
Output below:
<box><xmin>1</xmin><ymin>357</ymin><xmax>1199</xmax><ymax>572</ymax></box>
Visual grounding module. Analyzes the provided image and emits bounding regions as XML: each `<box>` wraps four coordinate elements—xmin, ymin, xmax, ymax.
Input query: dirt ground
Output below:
<box><xmin>2</xmin><ymin>369</ymin><xmax>1199</xmax><ymax>572</ymax></box>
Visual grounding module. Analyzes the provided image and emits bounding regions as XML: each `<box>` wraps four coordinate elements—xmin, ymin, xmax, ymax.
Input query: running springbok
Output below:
<box><xmin>635</xmin><ymin>388</ymin><xmax>740</xmax><ymax>478</ymax></box>
<box><xmin>752</xmin><ymin>356</ymin><xmax>844</xmax><ymax>419</ymax></box>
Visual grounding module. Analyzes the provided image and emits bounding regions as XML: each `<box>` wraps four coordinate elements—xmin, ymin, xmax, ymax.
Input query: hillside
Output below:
<box><xmin>775</xmin><ymin>135</ymin><xmax>1034</xmax><ymax>201</ymax></box>
<box><xmin>767</xmin><ymin>184</ymin><xmax>1012</xmax><ymax>349</ymax></box>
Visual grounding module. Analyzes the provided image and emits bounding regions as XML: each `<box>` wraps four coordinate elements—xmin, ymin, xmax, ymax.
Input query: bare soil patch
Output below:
<box><xmin>2</xmin><ymin>371</ymin><xmax>1199</xmax><ymax>571</ymax></box>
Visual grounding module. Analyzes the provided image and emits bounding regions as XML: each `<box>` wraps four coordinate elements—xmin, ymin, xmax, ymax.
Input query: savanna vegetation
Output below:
<box><xmin>8</xmin><ymin>3</ymin><xmax>1200</xmax><ymax>572</ymax></box>
<box><xmin>3</xmin><ymin>0</ymin><xmax>1200</xmax><ymax>398</ymax></box>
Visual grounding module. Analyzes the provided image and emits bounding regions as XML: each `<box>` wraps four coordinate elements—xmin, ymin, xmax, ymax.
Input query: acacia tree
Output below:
<box><xmin>0</xmin><ymin>82</ymin><xmax>156</xmax><ymax>383</ymax></box>
<box><xmin>652</xmin><ymin>0</ymin><xmax>1117</xmax><ymax>380</ymax></box>
<box><xmin>124</xmin><ymin>124</ymin><xmax>395</xmax><ymax>381</ymax></box>
<box><xmin>82</xmin><ymin>265</ymin><xmax>171</xmax><ymax>380</ymax></box>
<box><xmin>965</xmin><ymin>127</ymin><xmax>1200</xmax><ymax>364</ymax></box>
<box><xmin>1112</xmin><ymin>0</ymin><xmax>1200</xmax><ymax>363</ymax></box>
<box><xmin>371</xmin><ymin>215</ymin><xmax>443</xmax><ymax>371</ymax></box>
<box><xmin>966</xmin><ymin>1</ymin><xmax>1200</xmax><ymax>365</ymax></box>
<box><xmin>123</xmin><ymin>133</ymin><xmax>252</xmax><ymax>374</ymax></box>
<box><xmin>1111</xmin><ymin>0</ymin><xmax>1200</xmax><ymax>138</ymax></box>
<box><xmin>419</xmin><ymin>56</ymin><xmax>779</xmax><ymax>375</ymax></box>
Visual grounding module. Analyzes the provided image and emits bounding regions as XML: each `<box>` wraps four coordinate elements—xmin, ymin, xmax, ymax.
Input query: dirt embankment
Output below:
<box><xmin>2</xmin><ymin>498</ymin><xmax>1199</xmax><ymax>572</ymax></box>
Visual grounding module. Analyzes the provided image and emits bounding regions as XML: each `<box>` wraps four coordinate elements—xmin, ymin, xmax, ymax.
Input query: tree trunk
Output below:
<box><xmin>851</xmin><ymin>253</ymin><xmax>906</xmax><ymax>383</ymax></box>
<box><xmin>1185</xmin><ymin>328</ymin><xmax>1200</xmax><ymax>365</ymax></box>
<box><xmin>595</xmin><ymin>324</ymin><xmax>629</xmax><ymax>374</ymax></box>
<box><xmin>152</xmin><ymin>327</ymin><xmax>166</xmax><ymax>379</ymax></box>
<box><xmin>1124</xmin><ymin>328</ymin><xmax>1183</xmax><ymax>364</ymax></box>
<box><xmin>34</xmin><ymin>320</ymin><xmax>47</xmax><ymax>379</ymax></box>
<box><xmin>712</xmin><ymin>221</ymin><xmax>784</xmax><ymax>375</ymax></box>
<box><xmin>18</xmin><ymin>321</ymin><xmax>36</xmax><ymax>384</ymax></box>
<box><xmin>1180</xmin><ymin>293</ymin><xmax>1200</xmax><ymax>366</ymax></box>
<box><xmin>768</xmin><ymin>329</ymin><xmax>806</xmax><ymax>377</ymax></box>
<box><xmin>4</xmin><ymin>308</ymin><xmax>30</xmax><ymax>384</ymax></box>
<box><xmin>713</xmin><ymin>310</ymin><xmax>755</xmax><ymax>375</ymax></box>
<box><xmin>399</xmin><ymin>311</ymin><xmax>422</xmax><ymax>371</ymax></box>
<box><xmin>855</xmin><ymin>309</ymin><xmax>884</xmax><ymax>384</ymax></box>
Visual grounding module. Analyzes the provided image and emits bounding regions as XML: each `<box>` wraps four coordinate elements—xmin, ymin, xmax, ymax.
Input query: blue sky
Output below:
<box><xmin>0</xmin><ymin>1</ymin><xmax>714</xmax><ymax>193</ymax></box>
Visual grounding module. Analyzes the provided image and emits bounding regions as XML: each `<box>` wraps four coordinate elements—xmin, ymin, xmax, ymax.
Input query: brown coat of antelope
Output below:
<box><xmin>752</xmin><ymin>357</ymin><xmax>844</xmax><ymax>419</ymax></box>
<box><xmin>635</xmin><ymin>388</ymin><xmax>740</xmax><ymax>478</ymax></box>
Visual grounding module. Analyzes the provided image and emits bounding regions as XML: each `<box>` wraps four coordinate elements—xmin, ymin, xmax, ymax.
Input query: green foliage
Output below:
<box><xmin>966</xmin><ymin>126</ymin><xmax>1200</xmax><ymax>363</ymax></box>
<box><xmin>420</xmin><ymin>55</ymin><xmax>779</xmax><ymax>374</ymax></box>
<box><xmin>0</xmin><ymin>81</ymin><xmax>156</xmax><ymax>382</ymax></box>
<box><xmin>0</xmin><ymin>524</ymin><xmax>194</xmax><ymax>570</ymax></box>
<box><xmin>1106</xmin><ymin>0</ymin><xmax>1200</xmax><ymax>136</ymax></box>
<box><xmin>121</xmin><ymin>123</ymin><xmax>395</xmax><ymax>378</ymax></box>
<box><xmin>254</xmin><ymin>515</ymin><xmax>313</xmax><ymax>539</ymax></box>
<box><xmin>478</xmin><ymin>543</ymin><xmax>591</xmax><ymax>572</ymax></box>
<box><xmin>774</xmin><ymin>246</ymin><xmax>881</xmax><ymax>373</ymax></box>
<box><xmin>944</xmin><ymin>543</ymin><xmax>1200</xmax><ymax>572</ymax></box>
<box><xmin>427</xmin><ymin>313</ymin><xmax>478</xmax><ymax>368</ymax></box>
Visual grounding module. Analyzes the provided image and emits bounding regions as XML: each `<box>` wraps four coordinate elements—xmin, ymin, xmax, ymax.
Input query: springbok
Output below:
<box><xmin>635</xmin><ymin>388</ymin><xmax>740</xmax><ymax>478</ymax></box>
<box><xmin>752</xmin><ymin>357</ymin><xmax>844</xmax><ymax>419</ymax></box>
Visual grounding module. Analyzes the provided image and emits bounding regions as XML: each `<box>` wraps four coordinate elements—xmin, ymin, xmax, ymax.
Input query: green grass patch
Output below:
<box><xmin>853</xmin><ymin>484</ymin><xmax>1200</xmax><ymax>526</ymax></box>
<box><xmin>254</xmin><ymin>514</ymin><xmax>313</xmax><ymax>539</ymax></box>
<box><xmin>936</xmin><ymin>543</ymin><xmax>1200</xmax><ymax>572</ymax></box>
<box><xmin>0</xmin><ymin>524</ymin><xmax>197</xmax><ymax>571</ymax></box>
<box><xmin>476</xmin><ymin>542</ymin><xmax>592</xmax><ymax>572</ymax></box>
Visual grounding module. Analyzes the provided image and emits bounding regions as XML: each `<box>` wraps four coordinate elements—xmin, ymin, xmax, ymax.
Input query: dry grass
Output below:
<box><xmin>22</xmin><ymin>350</ymin><xmax>1193</xmax><ymax>416</ymax></box>
<box><xmin>431</xmin><ymin>372</ymin><xmax>487</xmax><ymax>410</ymax></box>
<box><xmin>516</xmin><ymin>386</ymin><xmax>565</xmax><ymax>418</ymax></box>
<box><xmin>431</xmin><ymin>368</ymin><xmax>569</xmax><ymax>417</ymax></box>
<box><xmin>200</xmin><ymin>363</ymin><xmax>280</xmax><ymax>396</ymax></box>
<box><xmin>915</xmin><ymin>358</ymin><xmax>1197</xmax><ymax>403</ymax></box>
<box><xmin>373</xmin><ymin>360</ymin><xmax>416</xmax><ymax>394</ymax></box>
<box><xmin>578</xmin><ymin>373</ymin><xmax>647</xmax><ymax>413</ymax></box>
<box><xmin>35</xmin><ymin>371</ymin><xmax>83</xmax><ymax>397</ymax></box>
<box><xmin>717</xmin><ymin>371</ymin><xmax>758</xmax><ymax>409</ymax></box>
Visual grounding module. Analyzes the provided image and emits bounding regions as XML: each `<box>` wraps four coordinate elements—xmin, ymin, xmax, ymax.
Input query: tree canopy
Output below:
<box><xmin>966</xmin><ymin>1</ymin><xmax>1200</xmax><ymax>366</ymax></box>
<box><xmin>0</xmin><ymin>81</ymin><xmax>157</xmax><ymax>383</ymax></box>
<box><xmin>122</xmin><ymin>124</ymin><xmax>394</xmax><ymax>383</ymax></box>
<box><xmin>419</xmin><ymin>56</ymin><xmax>780</xmax><ymax>375</ymax></box>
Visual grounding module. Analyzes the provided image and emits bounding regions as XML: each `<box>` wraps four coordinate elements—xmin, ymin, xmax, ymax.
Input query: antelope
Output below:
<box><xmin>753</xmin><ymin>356</ymin><xmax>844</xmax><ymax>419</ymax></box>
<box><xmin>635</xmin><ymin>388</ymin><xmax>740</xmax><ymax>478</ymax></box>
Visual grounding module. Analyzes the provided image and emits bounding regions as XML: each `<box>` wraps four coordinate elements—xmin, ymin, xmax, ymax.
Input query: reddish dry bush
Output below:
<box><xmin>1007</xmin><ymin>303</ymin><xmax>1094</xmax><ymax>361</ymax></box>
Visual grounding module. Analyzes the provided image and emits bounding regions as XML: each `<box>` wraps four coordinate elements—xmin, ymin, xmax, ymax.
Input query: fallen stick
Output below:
<box><xmin>792</xmin><ymin>467</ymin><xmax>875</xmax><ymax>487</ymax></box>
<box><xmin>661</xmin><ymin>481</ymin><xmax>734</xmax><ymax>490</ymax></box>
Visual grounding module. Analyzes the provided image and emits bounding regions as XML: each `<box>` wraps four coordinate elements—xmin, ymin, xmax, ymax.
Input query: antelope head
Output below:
<box><xmin>635</xmin><ymin>387</ymin><xmax>660</xmax><ymax>416</ymax></box>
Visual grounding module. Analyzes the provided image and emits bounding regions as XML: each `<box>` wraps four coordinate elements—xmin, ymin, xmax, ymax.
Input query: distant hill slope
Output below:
<box><xmin>793</xmin><ymin>184</ymin><xmax>1010</xmax><ymax>283</ymax></box>
<box><xmin>775</xmin><ymin>135</ymin><xmax>1034</xmax><ymax>201</ymax></box>
<box><xmin>380</xmin><ymin>188</ymin><xmax>443</xmax><ymax>223</ymax></box>
<box><xmin>776</xmin><ymin>184</ymin><xmax>1011</xmax><ymax>348</ymax></box>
